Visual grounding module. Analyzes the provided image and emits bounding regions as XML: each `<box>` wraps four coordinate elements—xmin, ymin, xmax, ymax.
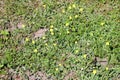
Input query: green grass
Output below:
<box><xmin>0</xmin><ymin>0</ymin><xmax>120</xmax><ymax>80</ymax></box>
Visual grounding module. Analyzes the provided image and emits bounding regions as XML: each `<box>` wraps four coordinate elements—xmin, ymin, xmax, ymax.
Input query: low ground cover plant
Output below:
<box><xmin>0</xmin><ymin>0</ymin><xmax>120</xmax><ymax>80</ymax></box>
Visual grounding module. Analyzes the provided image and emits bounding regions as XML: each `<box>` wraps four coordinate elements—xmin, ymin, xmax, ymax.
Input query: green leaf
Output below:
<box><xmin>0</xmin><ymin>30</ymin><xmax>9</xmax><ymax>35</ymax></box>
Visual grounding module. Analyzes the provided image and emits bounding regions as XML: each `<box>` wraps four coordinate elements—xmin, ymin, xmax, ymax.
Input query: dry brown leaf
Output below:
<box><xmin>37</xmin><ymin>71</ymin><xmax>48</xmax><ymax>80</ymax></box>
<box><xmin>34</xmin><ymin>28</ymin><xmax>48</xmax><ymax>38</ymax></box>
<box><xmin>96</xmin><ymin>57</ymin><xmax>108</xmax><ymax>67</ymax></box>
<box><xmin>64</xmin><ymin>71</ymin><xmax>78</xmax><ymax>80</ymax></box>
<box><xmin>12</xmin><ymin>74</ymin><xmax>23</xmax><ymax>80</ymax></box>
<box><xmin>29</xmin><ymin>75</ymin><xmax>36</xmax><ymax>80</ymax></box>
<box><xmin>17</xmin><ymin>22</ymin><xmax>25</xmax><ymax>29</ymax></box>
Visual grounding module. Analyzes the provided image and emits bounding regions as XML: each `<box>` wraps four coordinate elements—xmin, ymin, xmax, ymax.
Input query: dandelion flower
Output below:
<box><xmin>32</xmin><ymin>40</ymin><xmax>35</xmax><ymax>44</ymax></box>
<box><xmin>68</xmin><ymin>6</ymin><xmax>72</xmax><ymax>10</ymax></box>
<box><xmin>59</xmin><ymin>33</ymin><xmax>61</xmax><ymax>35</ymax></box>
<box><xmin>65</xmin><ymin>23</ymin><xmax>69</xmax><ymax>26</ymax></box>
<box><xmin>56</xmin><ymin>68</ymin><xmax>58</xmax><ymax>71</ymax></box>
<box><xmin>75</xmin><ymin>15</ymin><xmax>78</xmax><ymax>18</ymax></box>
<box><xmin>43</xmin><ymin>4</ymin><xmax>46</xmax><ymax>8</ymax></box>
<box><xmin>45</xmin><ymin>43</ymin><xmax>47</xmax><ymax>46</ymax></box>
<box><xmin>72</xmin><ymin>4</ymin><xmax>76</xmax><ymax>8</ymax></box>
<box><xmin>67</xmin><ymin>30</ymin><xmax>70</xmax><ymax>34</ymax></box>
<box><xmin>106</xmin><ymin>67</ymin><xmax>109</xmax><ymax>70</ymax></box>
<box><xmin>93</xmin><ymin>70</ymin><xmax>97</xmax><ymax>74</ymax></box>
<box><xmin>75</xmin><ymin>41</ymin><xmax>77</xmax><ymax>44</ymax></box>
<box><xmin>59</xmin><ymin>64</ymin><xmax>62</xmax><ymax>66</ymax></box>
<box><xmin>62</xmin><ymin>9</ymin><xmax>65</xmax><ymax>13</ymax></box>
<box><xmin>22</xmin><ymin>24</ymin><xmax>25</xmax><ymax>28</ymax></box>
<box><xmin>53</xmin><ymin>43</ymin><xmax>57</xmax><ymax>46</ymax></box>
<box><xmin>83</xmin><ymin>54</ymin><xmax>87</xmax><ymax>59</ymax></box>
<box><xmin>42</xmin><ymin>36</ymin><xmax>46</xmax><ymax>39</ymax></box>
<box><xmin>100</xmin><ymin>22</ymin><xmax>105</xmax><ymax>26</ymax></box>
<box><xmin>90</xmin><ymin>32</ymin><xmax>93</xmax><ymax>36</ymax></box>
<box><xmin>69</xmin><ymin>16</ymin><xmax>72</xmax><ymax>20</ymax></box>
<box><xmin>34</xmin><ymin>49</ymin><xmax>38</xmax><ymax>53</ymax></box>
<box><xmin>75</xmin><ymin>50</ymin><xmax>79</xmax><ymax>53</ymax></box>
<box><xmin>50</xmin><ymin>25</ymin><xmax>53</xmax><ymax>28</ymax></box>
<box><xmin>25</xmin><ymin>37</ymin><xmax>29</xmax><ymax>42</ymax></box>
<box><xmin>106</xmin><ymin>42</ymin><xmax>109</xmax><ymax>46</ymax></box>
<box><xmin>51</xmin><ymin>32</ymin><xmax>54</xmax><ymax>35</ymax></box>
<box><xmin>79</xmin><ymin>8</ymin><xmax>83</xmax><ymax>12</ymax></box>
<box><xmin>50</xmin><ymin>29</ymin><xmax>53</xmax><ymax>32</ymax></box>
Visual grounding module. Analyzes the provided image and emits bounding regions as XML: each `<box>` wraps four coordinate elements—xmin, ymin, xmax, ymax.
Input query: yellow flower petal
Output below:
<box><xmin>83</xmin><ymin>54</ymin><xmax>87</xmax><ymax>59</ymax></box>
<box><xmin>43</xmin><ymin>4</ymin><xmax>46</xmax><ymax>8</ymax></box>
<box><xmin>32</xmin><ymin>40</ymin><xmax>35</xmax><ymax>44</ymax></box>
<box><xmin>50</xmin><ymin>25</ymin><xmax>53</xmax><ymax>28</ymax></box>
<box><xmin>106</xmin><ymin>42</ymin><xmax>109</xmax><ymax>46</ymax></box>
<box><xmin>72</xmin><ymin>4</ymin><xmax>76</xmax><ymax>8</ymax></box>
<box><xmin>93</xmin><ymin>70</ymin><xmax>97</xmax><ymax>74</ymax></box>
<box><xmin>100</xmin><ymin>22</ymin><xmax>105</xmax><ymax>26</ymax></box>
<box><xmin>79</xmin><ymin>8</ymin><xmax>83</xmax><ymax>12</ymax></box>
<box><xmin>25</xmin><ymin>38</ymin><xmax>29</xmax><ymax>42</ymax></box>
<box><xmin>53</xmin><ymin>43</ymin><xmax>57</xmax><ymax>46</ymax></box>
<box><xmin>50</xmin><ymin>29</ymin><xmax>53</xmax><ymax>32</ymax></box>
<box><xmin>56</xmin><ymin>68</ymin><xmax>58</xmax><ymax>71</ymax></box>
<box><xmin>59</xmin><ymin>64</ymin><xmax>62</xmax><ymax>66</ymax></box>
<box><xmin>51</xmin><ymin>32</ymin><xmax>54</xmax><ymax>35</ymax></box>
<box><xmin>34</xmin><ymin>49</ymin><xmax>38</xmax><ymax>53</ymax></box>
<box><xmin>68</xmin><ymin>6</ymin><xmax>72</xmax><ymax>10</ymax></box>
<box><xmin>67</xmin><ymin>30</ymin><xmax>70</xmax><ymax>34</ymax></box>
<box><xmin>65</xmin><ymin>23</ymin><xmax>69</xmax><ymax>26</ymax></box>
<box><xmin>69</xmin><ymin>16</ymin><xmax>72</xmax><ymax>20</ymax></box>
<box><xmin>22</xmin><ymin>24</ymin><xmax>25</xmax><ymax>28</ymax></box>
<box><xmin>75</xmin><ymin>50</ymin><xmax>79</xmax><ymax>53</ymax></box>
<box><xmin>42</xmin><ymin>36</ymin><xmax>46</xmax><ymax>39</ymax></box>
<box><xmin>75</xmin><ymin>41</ymin><xmax>77</xmax><ymax>44</ymax></box>
<box><xmin>75</xmin><ymin>15</ymin><xmax>78</xmax><ymax>18</ymax></box>
<box><xmin>45</xmin><ymin>43</ymin><xmax>48</xmax><ymax>46</ymax></box>
<box><xmin>62</xmin><ymin>9</ymin><xmax>65</xmax><ymax>13</ymax></box>
<box><xmin>106</xmin><ymin>67</ymin><xmax>109</xmax><ymax>70</ymax></box>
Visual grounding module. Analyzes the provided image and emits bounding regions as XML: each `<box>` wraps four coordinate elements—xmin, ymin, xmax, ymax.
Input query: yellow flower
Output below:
<box><xmin>75</xmin><ymin>50</ymin><xmax>79</xmax><ymax>53</ymax></box>
<box><xmin>34</xmin><ymin>49</ymin><xmax>38</xmax><ymax>53</ymax></box>
<box><xmin>62</xmin><ymin>9</ymin><xmax>65</xmax><ymax>13</ymax></box>
<box><xmin>76</xmin><ymin>59</ymin><xmax>78</xmax><ymax>62</ymax></box>
<box><xmin>68</xmin><ymin>6</ymin><xmax>72</xmax><ymax>10</ymax></box>
<box><xmin>25</xmin><ymin>37</ymin><xmax>29</xmax><ymax>42</ymax></box>
<box><xmin>45</xmin><ymin>43</ymin><xmax>48</xmax><ymax>46</ymax></box>
<box><xmin>75</xmin><ymin>41</ymin><xmax>77</xmax><ymax>44</ymax></box>
<box><xmin>93</xmin><ymin>70</ymin><xmax>97</xmax><ymax>74</ymax></box>
<box><xmin>79</xmin><ymin>8</ymin><xmax>83</xmax><ymax>12</ymax></box>
<box><xmin>56</xmin><ymin>68</ymin><xmax>58</xmax><ymax>71</ymax></box>
<box><xmin>43</xmin><ymin>4</ymin><xmax>46</xmax><ymax>8</ymax></box>
<box><xmin>59</xmin><ymin>33</ymin><xmax>61</xmax><ymax>35</ymax></box>
<box><xmin>50</xmin><ymin>28</ymin><xmax>53</xmax><ymax>32</ymax></box>
<box><xmin>42</xmin><ymin>36</ymin><xmax>46</xmax><ymax>39</ymax></box>
<box><xmin>75</xmin><ymin>15</ymin><xmax>78</xmax><ymax>18</ymax></box>
<box><xmin>65</xmin><ymin>23</ymin><xmax>69</xmax><ymax>26</ymax></box>
<box><xmin>69</xmin><ymin>16</ymin><xmax>72</xmax><ymax>20</ymax></box>
<box><xmin>72</xmin><ymin>4</ymin><xmax>76</xmax><ymax>8</ymax></box>
<box><xmin>51</xmin><ymin>32</ymin><xmax>54</xmax><ymax>35</ymax></box>
<box><xmin>59</xmin><ymin>64</ymin><xmax>62</xmax><ymax>66</ymax></box>
<box><xmin>83</xmin><ymin>54</ymin><xmax>87</xmax><ymax>59</ymax></box>
<box><xmin>106</xmin><ymin>67</ymin><xmax>109</xmax><ymax>70</ymax></box>
<box><xmin>50</xmin><ymin>25</ymin><xmax>53</xmax><ymax>28</ymax></box>
<box><xmin>106</xmin><ymin>42</ymin><xmax>109</xmax><ymax>46</ymax></box>
<box><xmin>32</xmin><ymin>40</ymin><xmax>35</xmax><ymax>44</ymax></box>
<box><xmin>100</xmin><ymin>22</ymin><xmax>105</xmax><ymax>26</ymax></box>
<box><xmin>53</xmin><ymin>43</ymin><xmax>57</xmax><ymax>46</ymax></box>
<box><xmin>67</xmin><ymin>30</ymin><xmax>70</xmax><ymax>34</ymax></box>
<box><xmin>22</xmin><ymin>24</ymin><xmax>25</xmax><ymax>28</ymax></box>
<box><xmin>90</xmin><ymin>32</ymin><xmax>93</xmax><ymax>36</ymax></box>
